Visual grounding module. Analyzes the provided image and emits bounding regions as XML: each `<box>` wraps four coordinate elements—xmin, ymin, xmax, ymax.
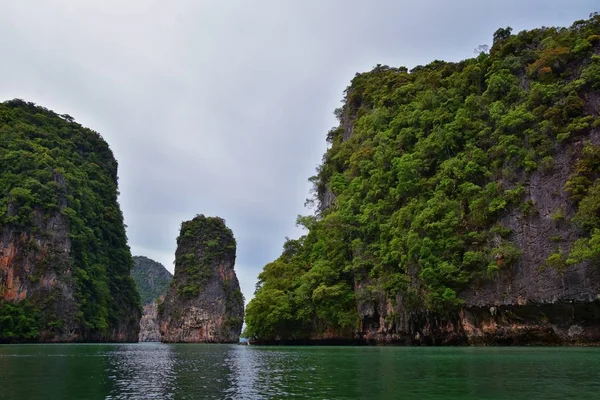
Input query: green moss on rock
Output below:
<box><xmin>158</xmin><ymin>215</ymin><xmax>244</xmax><ymax>343</ymax></box>
<box><xmin>0</xmin><ymin>99</ymin><xmax>141</xmax><ymax>342</ymax></box>
<box><xmin>245</xmin><ymin>14</ymin><xmax>600</xmax><ymax>344</ymax></box>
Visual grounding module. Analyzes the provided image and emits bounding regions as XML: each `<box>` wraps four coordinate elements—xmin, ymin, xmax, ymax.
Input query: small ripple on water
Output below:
<box><xmin>1</xmin><ymin>345</ymin><xmax>600</xmax><ymax>399</ymax></box>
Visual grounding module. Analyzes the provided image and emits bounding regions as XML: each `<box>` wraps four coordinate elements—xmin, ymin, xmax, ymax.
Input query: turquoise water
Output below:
<box><xmin>0</xmin><ymin>344</ymin><xmax>599</xmax><ymax>399</ymax></box>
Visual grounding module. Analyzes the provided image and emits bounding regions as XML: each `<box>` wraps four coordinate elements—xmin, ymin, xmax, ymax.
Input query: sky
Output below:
<box><xmin>0</xmin><ymin>0</ymin><xmax>597</xmax><ymax>305</ymax></box>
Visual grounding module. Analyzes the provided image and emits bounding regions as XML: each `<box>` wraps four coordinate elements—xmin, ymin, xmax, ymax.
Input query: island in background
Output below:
<box><xmin>131</xmin><ymin>256</ymin><xmax>172</xmax><ymax>342</ymax></box>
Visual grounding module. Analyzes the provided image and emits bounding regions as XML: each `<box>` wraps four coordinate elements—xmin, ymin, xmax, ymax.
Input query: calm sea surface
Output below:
<box><xmin>0</xmin><ymin>343</ymin><xmax>599</xmax><ymax>399</ymax></box>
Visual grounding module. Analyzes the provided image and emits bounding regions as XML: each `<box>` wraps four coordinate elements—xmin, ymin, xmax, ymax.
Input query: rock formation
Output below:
<box><xmin>139</xmin><ymin>298</ymin><xmax>162</xmax><ymax>342</ymax></box>
<box><xmin>158</xmin><ymin>215</ymin><xmax>244</xmax><ymax>343</ymax></box>
<box><xmin>353</xmin><ymin>122</ymin><xmax>600</xmax><ymax>345</ymax></box>
<box><xmin>130</xmin><ymin>256</ymin><xmax>173</xmax><ymax>341</ymax></box>
<box><xmin>245</xmin><ymin>14</ymin><xmax>600</xmax><ymax>345</ymax></box>
<box><xmin>0</xmin><ymin>99</ymin><xmax>140</xmax><ymax>342</ymax></box>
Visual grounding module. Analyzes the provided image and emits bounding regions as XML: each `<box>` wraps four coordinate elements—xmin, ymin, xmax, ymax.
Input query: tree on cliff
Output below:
<box><xmin>0</xmin><ymin>100</ymin><xmax>141</xmax><ymax>342</ymax></box>
<box><xmin>131</xmin><ymin>256</ymin><xmax>173</xmax><ymax>305</ymax></box>
<box><xmin>245</xmin><ymin>14</ymin><xmax>600</xmax><ymax>342</ymax></box>
<box><xmin>158</xmin><ymin>215</ymin><xmax>244</xmax><ymax>343</ymax></box>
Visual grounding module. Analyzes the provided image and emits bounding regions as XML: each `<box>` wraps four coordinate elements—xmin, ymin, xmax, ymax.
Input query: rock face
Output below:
<box><xmin>130</xmin><ymin>256</ymin><xmax>173</xmax><ymax>341</ymax></box>
<box><xmin>139</xmin><ymin>298</ymin><xmax>162</xmax><ymax>342</ymax></box>
<box><xmin>0</xmin><ymin>99</ymin><xmax>141</xmax><ymax>342</ymax></box>
<box><xmin>158</xmin><ymin>215</ymin><xmax>244</xmax><ymax>343</ymax></box>
<box><xmin>246</xmin><ymin>15</ymin><xmax>600</xmax><ymax>345</ymax></box>
<box><xmin>354</xmin><ymin>130</ymin><xmax>600</xmax><ymax>346</ymax></box>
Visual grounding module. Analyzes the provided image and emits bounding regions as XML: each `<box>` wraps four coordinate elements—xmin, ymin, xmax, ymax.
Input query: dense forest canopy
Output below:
<box><xmin>171</xmin><ymin>215</ymin><xmax>238</xmax><ymax>300</ymax></box>
<box><xmin>244</xmin><ymin>14</ymin><xmax>600</xmax><ymax>340</ymax></box>
<box><xmin>0</xmin><ymin>99</ymin><xmax>140</xmax><ymax>341</ymax></box>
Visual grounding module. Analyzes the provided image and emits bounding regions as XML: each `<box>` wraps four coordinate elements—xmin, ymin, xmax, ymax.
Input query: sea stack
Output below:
<box><xmin>158</xmin><ymin>215</ymin><xmax>244</xmax><ymax>342</ymax></box>
<box><xmin>138</xmin><ymin>298</ymin><xmax>163</xmax><ymax>342</ymax></box>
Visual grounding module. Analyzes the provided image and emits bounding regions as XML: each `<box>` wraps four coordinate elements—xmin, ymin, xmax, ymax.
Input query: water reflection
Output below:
<box><xmin>168</xmin><ymin>344</ymin><xmax>236</xmax><ymax>399</ymax></box>
<box><xmin>0</xmin><ymin>344</ymin><xmax>112</xmax><ymax>399</ymax></box>
<box><xmin>1</xmin><ymin>344</ymin><xmax>600</xmax><ymax>399</ymax></box>
<box><xmin>105</xmin><ymin>343</ymin><xmax>244</xmax><ymax>399</ymax></box>
<box><xmin>226</xmin><ymin>346</ymin><xmax>262</xmax><ymax>398</ymax></box>
<box><xmin>104</xmin><ymin>343</ymin><xmax>176</xmax><ymax>399</ymax></box>
<box><xmin>229</xmin><ymin>346</ymin><xmax>307</xmax><ymax>399</ymax></box>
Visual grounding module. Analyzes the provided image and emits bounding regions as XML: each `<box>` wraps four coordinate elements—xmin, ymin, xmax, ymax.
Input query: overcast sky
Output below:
<box><xmin>0</xmin><ymin>0</ymin><xmax>597</xmax><ymax>304</ymax></box>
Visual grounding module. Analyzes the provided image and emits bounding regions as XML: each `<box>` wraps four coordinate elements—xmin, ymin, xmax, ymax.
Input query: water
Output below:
<box><xmin>0</xmin><ymin>344</ymin><xmax>599</xmax><ymax>399</ymax></box>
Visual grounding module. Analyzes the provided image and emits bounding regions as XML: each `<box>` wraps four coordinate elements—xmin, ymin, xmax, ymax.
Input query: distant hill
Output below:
<box><xmin>131</xmin><ymin>256</ymin><xmax>173</xmax><ymax>305</ymax></box>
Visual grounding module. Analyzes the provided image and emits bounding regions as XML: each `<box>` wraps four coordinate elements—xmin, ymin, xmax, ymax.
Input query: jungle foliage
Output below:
<box><xmin>0</xmin><ymin>99</ymin><xmax>140</xmax><ymax>341</ymax></box>
<box><xmin>131</xmin><ymin>256</ymin><xmax>173</xmax><ymax>305</ymax></box>
<box><xmin>244</xmin><ymin>14</ymin><xmax>600</xmax><ymax>340</ymax></box>
<box><xmin>172</xmin><ymin>215</ymin><xmax>236</xmax><ymax>299</ymax></box>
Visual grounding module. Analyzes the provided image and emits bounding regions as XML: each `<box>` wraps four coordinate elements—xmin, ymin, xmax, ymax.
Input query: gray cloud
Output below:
<box><xmin>1</xmin><ymin>0</ymin><xmax>597</xmax><ymax>304</ymax></box>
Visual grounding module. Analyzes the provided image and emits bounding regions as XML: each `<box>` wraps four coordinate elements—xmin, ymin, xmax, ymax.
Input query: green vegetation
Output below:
<box><xmin>131</xmin><ymin>256</ymin><xmax>173</xmax><ymax>305</ymax></box>
<box><xmin>565</xmin><ymin>141</ymin><xmax>600</xmax><ymax>265</ymax></box>
<box><xmin>173</xmin><ymin>215</ymin><xmax>236</xmax><ymax>298</ymax></box>
<box><xmin>0</xmin><ymin>301</ymin><xmax>40</xmax><ymax>340</ymax></box>
<box><xmin>245</xmin><ymin>14</ymin><xmax>600</xmax><ymax>340</ymax></box>
<box><xmin>0</xmin><ymin>99</ymin><xmax>140</xmax><ymax>341</ymax></box>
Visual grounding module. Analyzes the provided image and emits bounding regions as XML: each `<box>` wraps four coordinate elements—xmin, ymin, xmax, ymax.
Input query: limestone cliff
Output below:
<box><xmin>352</xmin><ymin>88</ymin><xmax>600</xmax><ymax>346</ymax></box>
<box><xmin>130</xmin><ymin>256</ymin><xmax>173</xmax><ymax>341</ymax></box>
<box><xmin>245</xmin><ymin>14</ymin><xmax>600</xmax><ymax>345</ymax></box>
<box><xmin>158</xmin><ymin>215</ymin><xmax>244</xmax><ymax>343</ymax></box>
<box><xmin>0</xmin><ymin>99</ymin><xmax>141</xmax><ymax>342</ymax></box>
<box><xmin>139</xmin><ymin>298</ymin><xmax>162</xmax><ymax>342</ymax></box>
